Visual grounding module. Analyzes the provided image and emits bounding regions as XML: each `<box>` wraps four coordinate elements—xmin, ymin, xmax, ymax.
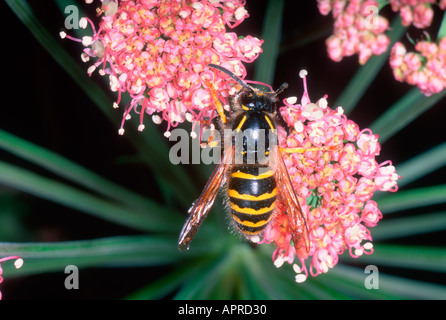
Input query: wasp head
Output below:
<box><xmin>208</xmin><ymin>64</ymin><xmax>288</xmax><ymax>114</ymax></box>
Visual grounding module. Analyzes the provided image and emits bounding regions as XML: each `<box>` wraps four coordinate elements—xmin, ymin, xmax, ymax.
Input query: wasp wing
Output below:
<box><xmin>275</xmin><ymin>150</ymin><xmax>310</xmax><ymax>259</ymax></box>
<box><xmin>178</xmin><ymin>147</ymin><xmax>232</xmax><ymax>251</ymax></box>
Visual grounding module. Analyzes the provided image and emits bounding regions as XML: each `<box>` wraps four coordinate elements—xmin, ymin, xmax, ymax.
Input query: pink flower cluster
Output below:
<box><xmin>389</xmin><ymin>0</ymin><xmax>444</xmax><ymax>29</ymax></box>
<box><xmin>317</xmin><ymin>0</ymin><xmax>390</xmax><ymax>64</ymax></box>
<box><xmin>62</xmin><ymin>0</ymin><xmax>262</xmax><ymax>136</ymax></box>
<box><xmin>390</xmin><ymin>37</ymin><xmax>446</xmax><ymax>96</ymax></box>
<box><xmin>318</xmin><ymin>0</ymin><xmax>446</xmax><ymax>95</ymax></box>
<box><xmin>0</xmin><ymin>256</ymin><xmax>23</xmax><ymax>300</ymax></box>
<box><xmin>261</xmin><ymin>71</ymin><xmax>400</xmax><ymax>282</ymax></box>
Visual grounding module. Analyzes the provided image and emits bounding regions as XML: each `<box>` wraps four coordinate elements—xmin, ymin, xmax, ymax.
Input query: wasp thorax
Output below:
<box><xmin>240</xmin><ymin>91</ymin><xmax>275</xmax><ymax>113</ymax></box>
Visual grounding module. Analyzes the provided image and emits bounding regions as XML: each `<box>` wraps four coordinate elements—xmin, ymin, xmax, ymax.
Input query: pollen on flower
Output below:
<box><xmin>79</xmin><ymin>17</ymin><xmax>88</xmax><ymax>29</ymax></box>
<box><xmin>14</xmin><ymin>258</ymin><xmax>24</xmax><ymax>269</ymax></box>
<box><xmin>62</xmin><ymin>0</ymin><xmax>262</xmax><ymax>135</ymax></box>
<box><xmin>261</xmin><ymin>70</ymin><xmax>400</xmax><ymax>282</ymax></box>
<box><xmin>299</xmin><ymin>69</ymin><xmax>308</xmax><ymax>78</ymax></box>
<box><xmin>286</xmin><ymin>96</ymin><xmax>298</xmax><ymax>104</ymax></box>
<box><xmin>152</xmin><ymin>115</ymin><xmax>162</xmax><ymax>125</ymax></box>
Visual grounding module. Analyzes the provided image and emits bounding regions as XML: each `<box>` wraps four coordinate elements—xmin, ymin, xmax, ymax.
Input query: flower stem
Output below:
<box><xmin>0</xmin><ymin>160</ymin><xmax>182</xmax><ymax>232</ymax></box>
<box><xmin>0</xmin><ymin>235</ymin><xmax>199</xmax><ymax>276</ymax></box>
<box><xmin>437</xmin><ymin>10</ymin><xmax>446</xmax><ymax>39</ymax></box>
<box><xmin>370</xmin><ymin>88</ymin><xmax>446</xmax><ymax>144</ymax></box>
<box><xmin>254</xmin><ymin>0</ymin><xmax>285</xmax><ymax>85</ymax></box>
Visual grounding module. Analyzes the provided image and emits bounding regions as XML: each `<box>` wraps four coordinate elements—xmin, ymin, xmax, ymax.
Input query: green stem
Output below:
<box><xmin>373</xmin><ymin>211</ymin><xmax>446</xmax><ymax>241</ymax></box>
<box><xmin>370</xmin><ymin>88</ymin><xmax>446</xmax><ymax>144</ymax></box>
<box><xmin>329</xmin><ymin>264</ymin><xmax>446</xmax><ymax>299</ymax></box>
<box><xmin>395</xmin><ymin>142</ymin><xmax>446</xmax><ymax>189</ymax></box>
<box><xmin>437</xmin><ymin>10</ymin><xmax>446</xmax><ymax>39</ymax></box>
<box><xmin>0</xmin><ymin>129</ymin><xmax>167</xmax><ymax>214</ymax></box>
<box><xmin>378</xmin><ymin>184</ymin><xmax>446</xmax><ymax>214</ymax></box>
<box><xmin>254</xmin><ymin>0</ymin><xmax>284</xmax><ymax>85</ymax></box>
<box><xmin>349</xmin><ymin>244</ymin><xmax>446</xmax><ymax>273</ymax></box>
<box><xmin>0</xmin><ymin>235</ymin><xmax>190</xmax><ymax>276</ymax></box>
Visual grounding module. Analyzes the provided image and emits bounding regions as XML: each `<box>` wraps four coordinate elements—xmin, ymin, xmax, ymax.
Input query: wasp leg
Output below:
<box><xmin>203</xmin><ymin>78</ymin><xmax>227</xmax><ymax>124</ymax></box>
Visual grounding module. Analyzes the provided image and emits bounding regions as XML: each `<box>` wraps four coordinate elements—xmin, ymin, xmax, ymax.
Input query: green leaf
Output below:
<box><xmin>254</xmin><ymin>0</ymin><xmax>285</xmax><ymax>84</ymax></box>
<box><xmin>334</xmin><ymin>16</ymin><xmax>407</xmax><ymax>114</ymax></box>
<box><xmin>437</xmin><ymin>10</ymin><xmax>446</xmax><ymax>39</ymax></box>
<box><xmin>378</xmin><ymin>184</ymin><xmax>446</xmax><ymax>214</ymax></box>
<box><xmin>373</xmin><ymin>211</ymin><xmax>446</xmax><ymax>240</ymax></box>
<box><xmin>126</xmin><ymin>260</ymin><xmax>210</xmax><ymax>300</ymax></box>
<box><xmin>0</xmin><ymin>160</ymin><xmax>182</xmax><ymax>232</ymax></box>
<box><xmin>346</xmin><ymin>244</ymin><xmax>446</xmax><ymax>273</ymax></box>
<box><xmin>370</xmin><ymin>88</ymin><xmax>446</xmax><ymax>143</ymax></box>
<box><xmin>0</xmin><ymin>235</ymin><xmax>186</xmax><ymax>276</ymax></box>
<box><xmin>173</xmin><ymin>252</ymin><xmax>235</xmax><ymax>299</ymax></box>
<box><xmin>395</xmin><ymin>142</ymin><xmax>446</xmax><ymax>189</ymax></box>
<box><xmin>318</xmin><ymin>266</ymin><xmax>392</xmax><ymax>299</ymax></box>
<box><xmin>328</xmin><ymin>264</ymin><xmax>446</xmax><ymax>299</ymax></box>
<box><xmin>0</xmin><ymin>129</ymin><xmax>167</xmax><ymax>214</ymax></box>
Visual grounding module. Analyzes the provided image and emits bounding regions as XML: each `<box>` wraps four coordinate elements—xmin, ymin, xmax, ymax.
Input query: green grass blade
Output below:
<box><xmin>6</xmin><ymin>0</ymin><xmax>197</xmax><ymax>205</ymax></box>
<box><xmin>173</xmin><ymin>252</ymin><xmax>234</xmax><ymax>299</ymax></box>
<box><xmin>125</xmin><ymin>260</ymin><xmax>205</xmax><ymax>300</ymax></box>
<box><xmin>254</xmin><ymin>0</ymin><xmax>284</xmax><ymax>84</ymax></box>
<box><xmin>377</xmin><ymin>184</ymin><xmax>446</xmax><ymax>214</ymax></box>
<box><xmin>394</xmin><ymin>142</ymin><xmax>446</xmax><ymax>189</ymax></box>
<box><xmin>437</xmin><ymin>10</ymin><xmax>446</xmax><ymax>39</ymax></box>
<box><xmin>0</xmin><ymin>235</ymin><xmax>185</xmax><ymax>276</ymax></box>
<box><xmin>328</xmin><ymin>264</ymin><xmax>446</xmax><ymax>299</ymax></box>
<box><xmin>0</xmin><ymin>160</ymin><xmax>182</xmax><ymax>232</ymax></box>
<box><xmin>373</xmin><ymin>211</ymin><xmax>446</xmax><ymax>240</ymax></box>
<box><xmin>319</xmin><ymin>266</ymin><xmax>394</xmax><ymax>299</ymax></box>
<box><xmin>346</xmin><ymin>244</ymin><xmax>446</xmax><ymax>273</ymax></box>
<box><xmin>0</xmin><ymin>128</ymin><xmax>168</xmax><ymax>213</ymax></box>
<box><xmin>370</xmin><ymin>88</ymin><xmax>446</xmax><ymax>143</ymax></box>
<box><xmin>335</xmin><ymin>16</ymin><xmax>407</xmax><ymax>114</ymax></box>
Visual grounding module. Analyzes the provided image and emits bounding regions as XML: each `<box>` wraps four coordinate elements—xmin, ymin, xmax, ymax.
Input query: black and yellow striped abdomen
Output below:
<box><xmin>228</xmin><ymin>165</ymin><xmax>277</xmax><ymax>237</ymax></box>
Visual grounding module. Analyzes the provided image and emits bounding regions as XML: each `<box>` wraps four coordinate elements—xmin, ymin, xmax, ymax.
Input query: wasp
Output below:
<box><xmin>178</xmin><ymin>64</ymin><xmax>310</xmax><ymax>258</ymax></box>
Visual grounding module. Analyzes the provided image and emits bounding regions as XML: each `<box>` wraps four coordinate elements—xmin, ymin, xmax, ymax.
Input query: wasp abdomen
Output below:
<box><xmin>228</xmin><ymin>165</ymin><xmax>276</xmax><ymax>237</ymax></box>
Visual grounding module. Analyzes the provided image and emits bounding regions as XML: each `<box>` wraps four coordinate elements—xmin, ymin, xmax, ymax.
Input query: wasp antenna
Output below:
<box><xmin>208</xmin><ymin>64</ymin><xmax>254</xmax><ymax>92</ymax></box>
<box><xmin>275</xmin><ymin>82</ymin><xmax>288</xmax><ymax>96</ymax></box>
